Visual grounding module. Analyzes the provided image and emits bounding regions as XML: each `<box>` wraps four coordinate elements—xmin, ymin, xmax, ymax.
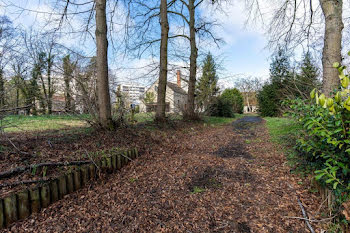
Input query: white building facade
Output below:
<box><xmin>118</xmin><ymin>83</ymin><xmax>146</xmax><ymax>106</ymax></box>
<box><xmin>139</xmin><ymin>70</ymin><xmax>188</xmax><ymax>113</ymax></box>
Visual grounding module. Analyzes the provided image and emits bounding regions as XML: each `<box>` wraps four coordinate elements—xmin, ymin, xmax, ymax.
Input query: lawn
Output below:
<box><xmin>264</xmin><ymin>117</ymin><xmax>312</xmax><ymax>176</ymax></box>
<box><xmin>1</xmin><ymin>115</ymin><xmax>89</xmax><ymax>133</ymax></box>
<box><xmin>1</xmin><ymin>113</ymin><xmax>244</xmax><ymax>133</ymax></box>
<box><xmin>264</xmin><ymin>117</ymin><xmax>301</xmax><ymax>144</ymax></box>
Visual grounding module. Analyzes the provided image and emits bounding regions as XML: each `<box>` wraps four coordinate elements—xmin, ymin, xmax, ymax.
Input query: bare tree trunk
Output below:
<box><xmin>95</xmin><ymin>0</ymin><xmax>113</xmax><ymax>129</ymax></box>
<box><xmin>0</xmin><ymin>69</ymin><xmax>4</xmax><ymax>108</ymax></box>
<box><xmin>64</xmin><ymin>75</ymin><xmax>72</xmax><ymax>112</ymax></box>
<box><xmin>185</xmin><ymin>0</ymin><xmax>198</xmax><ymax>119</ymax></box>
<box><xmin>15</xmin><ymin>88</ymin><xmax>19</xmax><ymax>114</ymax></box>
<box><xmin>246</xmin><ymin>95</ymin><xmax>250</xmax><ymax>112</ymax></box>
<box><xmin>47</xmin><ymin>52</ymin><xmax>53</xmax><ymax>114</ymax></box>
<box><xmin>320</xmin><ymin>0</ymin><xmax>343</xmax><ymax>96</ymax></box>
<box><xmin>155</xmin><ymin>0</ymin><xmax>169</xmax><ymax>121</ymax></box>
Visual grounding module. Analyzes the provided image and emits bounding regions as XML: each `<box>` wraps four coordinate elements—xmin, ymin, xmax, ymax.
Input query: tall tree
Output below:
<box><xmin>11</xmin><ymin>60</ymin><xmax>28</xmax><ymax>114</ymax></box>
<box><xmin>269</xmin><ymin>48</ymin><xmax>292</xmax><ymax>87</ymax></box>
<box><xmin>320</xmin><ymin>0</ymin><xmax>343</xmax><ymax>96</ymax></box>
<box><xmin>167</xmin><ymin>0</ymin><xmax>222</xmax><ymax>119</ymax></box>
<box><xmin>0</xmin><ymin>69</ymin><xmax>4</xmax><ymax>108</ymax></box>
<box><xmin>46</xmin><ymin>47</ymin><xmax>55</xmax><ymax>114</ymax></box>
<box><xmin>0</xmin><ymin>16</ymin><xmax>15</xmax><ymax>108</ymax></box>
<box><xmin>95</xmin><ymin>0</ymin><xmax>113</xmax><ymax>129</ymax></box>
<box><xmin>63</xmin><ymin>55</ymin><xmax>75</xmax><ymax>112</ymax></box>
<box><xmin>29</xmin><ymin>54</ymin><xmax>45</xmax><ymax>115</ymax></box>
<box><xmin>185</xmin><ymin>0</ymin><xmax>198</xmax><ymax>119</ymax></box>
<box><xmin>246</xmin><ymin>0</ymin><xmax>344</xmax><ymax>96</ymax></box>
<box><xmin>196</xmin><ymin>53</ymin><xmax>219</xmax><ymax>112</ymax></box>
<box><xmin>155</xmin><ymin>0</ymin><xmax>170</xmax><ymax>121</ymax></box>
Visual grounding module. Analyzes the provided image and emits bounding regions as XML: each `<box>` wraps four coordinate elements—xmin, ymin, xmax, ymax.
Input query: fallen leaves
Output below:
<box><xmin>1</xmin><ymin>118</ymin><xmax>324</xmax><ymax>232</ymax></box>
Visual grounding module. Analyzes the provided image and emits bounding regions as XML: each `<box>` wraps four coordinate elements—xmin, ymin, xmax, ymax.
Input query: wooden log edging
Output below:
<box><xmin>313</xmin><ymin>178</ymin><xmax>336</xmax><ymax>211</ymax></box>
<box><xmin>0</xmin><ymin>148</ymin><xmax>139</xmax><ymax>229</ymax></box>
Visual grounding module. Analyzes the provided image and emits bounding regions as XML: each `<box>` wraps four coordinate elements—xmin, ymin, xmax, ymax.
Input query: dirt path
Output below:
<box><xmin>3</xmin><ymin>117</ymin><xmax>321</xmax><ymax>233</ymax></box>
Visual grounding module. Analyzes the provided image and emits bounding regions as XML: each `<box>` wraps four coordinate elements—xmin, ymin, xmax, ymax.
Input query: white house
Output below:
<box><xmin>140</xmin><ymin>70</ymin><xmax>188</xmax><ymax>113</ymax></box>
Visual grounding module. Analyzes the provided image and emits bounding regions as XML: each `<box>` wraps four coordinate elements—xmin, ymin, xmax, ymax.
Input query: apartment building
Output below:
<box><xmin>118</xmin><ymin>83</ymin><xmax>146</xmax><ymax>105</ymax></box>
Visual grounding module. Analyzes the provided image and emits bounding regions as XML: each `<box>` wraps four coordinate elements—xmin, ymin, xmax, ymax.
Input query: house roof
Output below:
<box><xmin>167</xmin><ymin>82</ymin><xmax>187</xmax><ymax>95</ymax></box>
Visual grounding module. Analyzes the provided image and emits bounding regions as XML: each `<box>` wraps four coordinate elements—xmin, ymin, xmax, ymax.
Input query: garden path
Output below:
<box><xmin>3</xmin><ymin>117</ymin><xmax>321</xmax><ymax>232</ymax></box>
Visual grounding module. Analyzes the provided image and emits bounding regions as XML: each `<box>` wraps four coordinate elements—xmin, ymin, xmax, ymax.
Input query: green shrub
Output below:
<box><xmin>220</xmin><ymin>88</ymin><xmax>243</xmax><ymax>113</ymax></box>
<box><xmin>207</xmin><ymin>97</ymin><xmax>235</xmax><ymax>117</ymax></box>
<box><xmin>257</xmin><ymin>83</ymin><xmax>279</xmax><ymax>117</ymax></box>
<box><xmin>287</xmin><ymin>57</ymin><xmax>350</xmax><ymax>203</ymax></box>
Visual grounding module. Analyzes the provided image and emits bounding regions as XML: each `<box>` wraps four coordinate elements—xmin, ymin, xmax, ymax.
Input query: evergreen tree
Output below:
<box><xmin>196</xmin><ymin>53</ymin><xmax>219</xmax><ymax>112</ymax></box>
<box><xmin>257</xmin><ymin>83</ymin><xmax>279</xmax><ymax>117</ymax></box>
<box><xmin>270</xmin><ymin>47</ymin><xmax>293</xmax><ymax>87</ymax></box>
<box><xmin>295</xmin><ymin>52</ymin><xmax>320</xmax><ymax>97</ymax></box>
<box><xmin>258</xmin><ymin>48</ymin><xmax>293</xmax><ymax>116</ymax></box>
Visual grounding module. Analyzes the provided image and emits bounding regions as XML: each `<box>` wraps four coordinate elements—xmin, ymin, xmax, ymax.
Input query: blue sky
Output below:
<box><xmin>0</xmin><ymin>0</ymin><xmax>272</xmax><ymax>88</ymax></box>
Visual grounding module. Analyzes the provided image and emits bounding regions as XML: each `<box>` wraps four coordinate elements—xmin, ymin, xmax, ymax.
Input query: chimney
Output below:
<box><xmin>177</xmin><ymin>70</ymin><xmax>181</xmax><ymax>87</ymax></box>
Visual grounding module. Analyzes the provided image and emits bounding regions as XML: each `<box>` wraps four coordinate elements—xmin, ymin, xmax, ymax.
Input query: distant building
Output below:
<box><xmin>118</xmin><ymin>83</ymin><xmax>146</xmax><ymax>106</ymax></box>
<box><xmin>140</xmin><ymin>70</ymin><xmax>188</xmax><ymax>113</ymax></box>
<box><xmin>242</xmin><ymin>92</ymin><xmax>258</xmax><ymax>113</ymax></box>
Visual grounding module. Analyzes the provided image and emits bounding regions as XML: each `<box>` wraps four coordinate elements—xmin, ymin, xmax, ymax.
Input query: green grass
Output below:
<box><xmin>191</xmin><ymin>186</ymin><xmax>206</xmax><ymax>194</ymax></box>
<box><xmin>1</xmin><ymin>112</ymin><xmax>244</xmax><ymax>133</ymax></box>
<box><xmin>133</xmin><ymin>113</ymin><xmax>155</xmax><ymax>123</ymax></box>
<box><xmin>1</xmin><ymin>115</ymin><xmax>89</xmax><ymax>133</ymax></box>
<box><xmin>264</xmin><ymin>117</ymin><xmax>301</xmax><ymax>144</ymax></box>
<box><xmin>265</xmin><ymin>117</ymin><xmax>312</xmax><ymax>177</ymax></box>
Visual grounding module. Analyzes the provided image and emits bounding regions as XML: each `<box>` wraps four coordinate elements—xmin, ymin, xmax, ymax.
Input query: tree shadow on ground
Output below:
<box><xmin>187</xmin><ymin>166</ymin><xmax>255</xmax><ymax>192</ymax></box>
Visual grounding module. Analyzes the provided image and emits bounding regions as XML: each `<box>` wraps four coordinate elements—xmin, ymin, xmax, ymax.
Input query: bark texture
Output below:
<box><xmin>0</xmin><ymin>69</ymin><xmax>4</xmax><ymax>108</ymax></box>
<box><xmin>155</xmin><ymin>0</ymin><xmax>169</xmax><ymax>121</ymax></box>
<box><xmin>320</xmin><ymin>0</ymin><xmax>343</xmax><ymax>96</ymax></box>
<box><xmin>63</xmin><ymin>55</ymin><xmax>73</xmax><ymax>112</ymax></box>
<box><xmin>95</xmin><ymin>0</ymin><xmax>113</xmax><ymax>129</ymax></box>
<box><xmin>185</xmin><ymin>0</ymin><xmax>198</xmax><ymax>119</ymax></box>
<box><xmin>47</xmin><ymin>51</ymin><xmax>54</xmax><ymax>114</ymax></box>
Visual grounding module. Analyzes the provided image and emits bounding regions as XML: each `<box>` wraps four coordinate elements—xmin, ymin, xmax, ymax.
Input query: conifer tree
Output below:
<box><xmin>196</xmin><ymin>53</ymin><xmax>219</xmax><ymax>112</ymax></box>
<box><xmin>270</xmin><ymin>48</ymin><xmax>292</xmax><ymax>87</ymax></box>
<box><xmin>295</xmin><ymin>52</ymin><xmax>320</xmax><ymax>97</ymax></box>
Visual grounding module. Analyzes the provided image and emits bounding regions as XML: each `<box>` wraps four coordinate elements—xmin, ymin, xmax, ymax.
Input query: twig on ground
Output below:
<box><xmin>283</xmin><ymin>215</ymin><xmax>335</xmax><ymax>223</ymax></box>
<box><xmin>288</xmin><ymin>183</ymin><xmax>315</xmax><ymax>233</ymax></box>
<box><xmin>0</xmin><ymin>161</ymin><xmax>92</xmax><ymax>180</ymax></box>
<box><xmin>7</xmin><ymin>137</ymin><xmax>32</xmax><ymax>156</ymax></box>
<box><xmin>313</xmin><ymin>193</ymin><xmax>330</xmax><ymax>218</ymax></box>
<box><xmin>121</xmin><ymin>153</ymin><xmax>132</xmax><ymax>161</ymax></box>
<box><xmin>84</xmin><ymin>149</ymin><xmax>100</xmax><ymax>171</ymax></box>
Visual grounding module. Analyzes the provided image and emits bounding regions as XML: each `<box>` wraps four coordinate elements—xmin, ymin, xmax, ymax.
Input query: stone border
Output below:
<box><xmin>0</xmin><ymin>148</ymin><xmax>139</xmax><ymax>229</ymax></box>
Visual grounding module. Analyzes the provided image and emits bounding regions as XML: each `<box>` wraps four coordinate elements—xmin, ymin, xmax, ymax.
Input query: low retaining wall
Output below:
<box><xmin>313</xmin><ymin>178</ymin><xmax>336</xmax><ymax>210</ymax></box>
<box><xmin>0</xmin><ymin>148</ymin><xmax>139</xmax><ymax>229</ymax></box>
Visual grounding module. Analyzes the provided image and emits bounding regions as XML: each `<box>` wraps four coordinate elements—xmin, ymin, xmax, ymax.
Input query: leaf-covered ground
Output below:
<box><xmin>2</xmin><ymin>117</ymin><xmax>323</xmax><ymax>232</ymax></box>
